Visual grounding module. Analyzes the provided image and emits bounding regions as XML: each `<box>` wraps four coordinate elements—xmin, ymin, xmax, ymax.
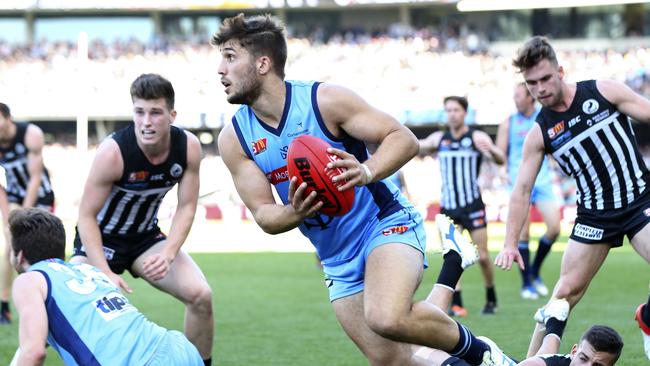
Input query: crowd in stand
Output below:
<box><xmin>2</xmin><ymin>32</ymin><xmax>650</xmax><ymax>124</ymax></box>
<box><xmin>2</xmin><ymin>32</ymin><xmax>650</xmax><ymax>220</ymax></box>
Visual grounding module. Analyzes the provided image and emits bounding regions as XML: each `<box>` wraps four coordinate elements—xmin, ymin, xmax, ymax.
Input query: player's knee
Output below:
<box><xmin>478</xmin><ymin>253</ymin><xmax>491</xmax><ymax>267</ymax></box>
<box><xmin>183</xmin><ymin>282</ymin><xmax>213</xmax><ymax>311</ymax></box>
<box><xmin>546</xmin><ymin>225</ymin><xmax>561</xmax><ymax>241</ymax></box>
<box><xmin>365</xmin><ymin>310</ymin><xmax>407</xmax><ymax>340</ymax></box>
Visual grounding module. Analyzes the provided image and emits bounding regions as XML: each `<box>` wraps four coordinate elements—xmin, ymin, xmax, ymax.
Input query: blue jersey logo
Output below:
<box><xmin>94</xmin><ymin>291</ymin><xmax>135</xmax><ymax>321</ymax></box>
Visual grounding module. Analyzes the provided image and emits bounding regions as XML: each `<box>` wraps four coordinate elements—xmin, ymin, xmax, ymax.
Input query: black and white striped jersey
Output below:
<box><xmin>97</xmin><ymin>124</ymin><xmax>187</xmax><ymax>236</ymax></box>
<box><xmin>537</xmin><ymin>80</ymin><xmax>649</xmax><ymax>212</ymax></box>
<box><xmin>537</xmin><ymin>353</ymin><xmax>570</xmax><ymax>366</ymax></box>
<box><xmin>438</xmin><ymin>128</ymin><xmax>482</xmax><ymax>210</ymax></box>
<box><xmin>0</xmin><ymin>122</ymin><xmax>54</xmax><ymax>205</ymax></box>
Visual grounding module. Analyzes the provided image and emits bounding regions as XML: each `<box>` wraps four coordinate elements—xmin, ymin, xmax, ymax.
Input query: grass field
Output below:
<box><xmin>0</xmin><ymin>228</ymin><xmax>648</xmax><ymax>365</ymax></box>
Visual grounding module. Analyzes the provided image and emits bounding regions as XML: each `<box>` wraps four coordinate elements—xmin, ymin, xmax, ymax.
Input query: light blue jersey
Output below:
<box><xmin>387</xmin><ymin>170</ymin><xmax>403</xmax><ymax>192</ymax></box>
<box><xmin>232</xmin><ymin>80</ymin><xmax>425</xmax><ymax>300</ymax></box>
<box><xmin>28</xmin><ymin>259</ymin><xmax>200</xmax><ymax>366</ymax></box>
<box><xmin>233</xmin><ymin>80</ymin><xmax>413</xmax><ymax>261</ymax></box>
<box><xmin>508</xmin><ymin>109</ymin><xmax>555</xmax><ymax>202</ymax></box>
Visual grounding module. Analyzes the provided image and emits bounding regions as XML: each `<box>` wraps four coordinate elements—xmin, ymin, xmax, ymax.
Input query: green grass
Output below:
<box><xmin>0</xmin><ymin>246</ymin><xmax>648</xmax><ymax>365</ymax></box>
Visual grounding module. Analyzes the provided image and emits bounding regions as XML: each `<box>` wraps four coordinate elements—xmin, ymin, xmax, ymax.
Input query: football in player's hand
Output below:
<box><xmin>287</xmin><ymin>135</ymin><xmax>355</xmax><ymax>216</ymax></box>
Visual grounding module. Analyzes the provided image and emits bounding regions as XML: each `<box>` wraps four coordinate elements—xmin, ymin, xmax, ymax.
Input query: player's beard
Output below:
<box><xmin>538</xmin><ymin>92</ymin><xmax>560</xmax><ymax>108</ymax></box>
<box><xmin>539</xmin><ymin>79</ymin><xmax>564</xmax><ymax>108</ymax></box>
<box><xmin>227</xmin><ymin>65</ymin><xmax>263</xmax><ymax>106</ymax></box>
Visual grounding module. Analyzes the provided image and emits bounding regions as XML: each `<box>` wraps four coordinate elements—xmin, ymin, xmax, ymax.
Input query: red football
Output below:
<box><xmin>287</xmin><ymin>135</ymin><xmax>355</xmax><ymax>216</ymax></box>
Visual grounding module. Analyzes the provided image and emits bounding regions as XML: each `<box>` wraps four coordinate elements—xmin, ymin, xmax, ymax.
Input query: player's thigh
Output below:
<box><xmin>364</xmin><ymin>243</ymin><xmax>424</xmax><ymax>319</ymax></box>
<box><xmin>535</xmin><ymin>200</ymin><xmax>561</xmax><ymax>233</ymax></box>
<box><xmin>459</xmin><ymin>203</ymin><xmax>487</xmax><ymax>245</ymax></box>
<box><xmin>630</xmin><ymin>221</ymin><xmax>650</xmax><ymax>262</ymax></box>
<box><xmin>468</xmin><ymin>227</ymin><xmax>488</xmax><ymax>250</ymax></box>
<box><xmin>148</xmin><ymin>330</ymin><xmax>203</xmax><ymax>366</ymax></box>
<box><xmin>131</xmin><ymin>241</ymin><xmax>211</xmax><ymax>303</ymax></box>
<box><xmin>332</xmin><ymin>291</ymin><xmax>414</xmax><ymax>365</ymax></box>
<box><xmin>555</xmin><ymin>239</ymin><xmax>610</xmax><ymax>303</ymax></box>
<box><xmin>69</xmin><ymin>255</ymin><xmax>89</xmax><ymax>264</ymax></box>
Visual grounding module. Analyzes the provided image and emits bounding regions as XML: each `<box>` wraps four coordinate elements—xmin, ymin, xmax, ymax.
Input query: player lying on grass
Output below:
<box><xmin>419</xmin><ymin>215</ymin><xmax>623</xmax><ymax>366</ymax></box>
<box><xmin>520</xmin><ymin>320</ymin><xmax>623</xmax><ymax>366</ymax></box>
<box><xmin>9</xmin><ymin>208</ymin><xmax>203</xmax><ymax>366</ymax></box>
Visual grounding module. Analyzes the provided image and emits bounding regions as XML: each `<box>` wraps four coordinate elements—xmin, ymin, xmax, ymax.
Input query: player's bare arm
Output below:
<box><xmin>316</xmin><ymin>83</ymin><xmax>419</xmax><ymax>191</ymax></box>
<box><xmin>77</xmin><ymin>139</ymin><xmax>131</xmax><ymax>292</ymax></box>
<box><xmin>22</xmin><ymin>125</ymin><xmax>45</xmax><ymax>208</ymax></box>
<box><xmin>597</xmin><ymin>79</ymin><xmax>650</xmax><ymax>123</ymax></box>
<box><xmin>0</xmin><ymin>185</ymin><xmax>9</xmax><ymax>223</ymax></box>
<box><xmin>418</xmin><ymin>131</ymin><xmax>444</xmax><ymax>155</ymax></box>
<box><xmin>473</xmin><ymin>130</ymin><xmax>505</xmax><ymax>165</ymax></box>
<box><xmin>517</xmin><ymin>356</ymin><xmax>547</xmax><ymax>366</ymax></box>
<box><xmin>495</xmin><ymin>124</ymin><xmax>545</xmax><ymax>271</ymax></box>
<box><xmin>12</xmin><ymin>272</ymin><xmax>48</xmax><ymax>366</ymax></box>
<box><xmin>516</xmin><ymin>332</ymin><xmax>563</xmax><ymax>365</ymax></box>
<box><xmin>141</xmin><ymin>131</ymin><xmax>202</xmax><ymax>281</ymax></box>
<box><xmin>495</xmin><ymin>118</ymin><xmax>510</xmax><ymax>163</ymax></box>
<box><xmin>495</xmin><ymin>118</ymin><xmax>511</xmax><ymax>182</ymax></box>
<box><xmin>219</xmin><ymin>124</ymin><xmax>322</xmax><ymax>234</ymax></box>
<box><xmin>535</xmin><ymin>334</ymin><xmax>563</xmax><ymax>357</ymax></box>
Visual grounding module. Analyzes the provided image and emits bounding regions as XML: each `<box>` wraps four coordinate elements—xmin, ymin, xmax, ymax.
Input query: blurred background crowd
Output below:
<box><xmin>3</xmin><ymin>34</ymin><xmax>650</xmax><ymax>125</ymax></box>
<box><xmin>2</xmin><ymin>1</ymin><xmax>650</xmax><ymax>226</ymax></box>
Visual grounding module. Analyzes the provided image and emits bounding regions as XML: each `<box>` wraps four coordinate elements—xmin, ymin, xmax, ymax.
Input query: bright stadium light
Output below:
<box><xmin>457</xmin><ymin>0</ymin><xmax>649</xmax><ymax>11</ymax></box>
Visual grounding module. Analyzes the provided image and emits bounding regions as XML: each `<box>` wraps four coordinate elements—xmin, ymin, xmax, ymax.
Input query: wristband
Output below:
<box><xmin>360</xmin><ymin>163</ymin><xmax>373</xmax><ymax>184</ymax></box>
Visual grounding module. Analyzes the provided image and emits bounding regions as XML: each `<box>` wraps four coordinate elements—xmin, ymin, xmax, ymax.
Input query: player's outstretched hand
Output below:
<box><xmin>326</xmin><ymin>148</ymin><xmax>369</xmax><ymax>190</ymax></box>
<box><xmin>288</xmin><ymin>176</ymin><xmax>323</xmax><ymax>219</ymax></box>
<box><xmin>108</xmin><ymin>271</ymin><xmax>132</xmax><ymax>293</ymax></box>
<box><xmin>494</xmin><ymin>246</ymin><xmax>525</xmax><ymax>271</ymax></box>
<box><xmin>142</xmin><ymin>253</ymin><xmax>174</xmax><ymax>282</ymax></box>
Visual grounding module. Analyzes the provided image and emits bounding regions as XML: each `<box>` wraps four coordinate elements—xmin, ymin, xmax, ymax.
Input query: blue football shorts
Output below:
<box><xmin>323</xmin><ymin>206</ymin><xmax>427</xmax><ymax>302</ymax></box>
<box><xmin>146</xmin><ymin>330</ymin><xmax>203</xmax><ymax>366</ymax></box>
<box><xmin>530</xmin><ymin>184</ymin><xmax>557</xmax><ymax>204</ymax></box>
<box><xmin>508</xmin><ymin>178</ymin><xmax>557</xmax><ymax>205</ymax></box>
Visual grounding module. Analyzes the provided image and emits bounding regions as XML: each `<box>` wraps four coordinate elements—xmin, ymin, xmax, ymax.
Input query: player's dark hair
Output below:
<box><xmin>444</xmin><ymin>96</ymin><xmax>468</xmax><ymax>112</ymax></box>
<box><xmin>130</xmin><ymin>73</ymin><xmax>175</xmax><ymax>110</ymax></box>
<box><xmin>580</xmin><ymin>325</ymin><xmax>624</xmax><ymax>362</ymax></box>
<box><xmin>0</xmin><ymin>103</ymin><xmax>11</xmax><ymax>119</ymax></box>
<box><xmin>513</xmin><ymin>36</ymin><xmax>558</xmax><ymax>72</ymax></box>
<box><xmin>211</xmin><ymin>13</ymin><xmax>287</xmax><ymax>79</ymax></box>
<box><xmin>9</xmin><ymin>208</ymin><xmax>66</xmax><ymax>263</ymax></box>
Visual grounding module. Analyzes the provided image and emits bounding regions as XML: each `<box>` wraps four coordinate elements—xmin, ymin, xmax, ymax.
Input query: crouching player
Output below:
<box><xmin>10</xmin><ymin>208</ymin><xmax>203</xmax><ymax>366</ymax></box>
